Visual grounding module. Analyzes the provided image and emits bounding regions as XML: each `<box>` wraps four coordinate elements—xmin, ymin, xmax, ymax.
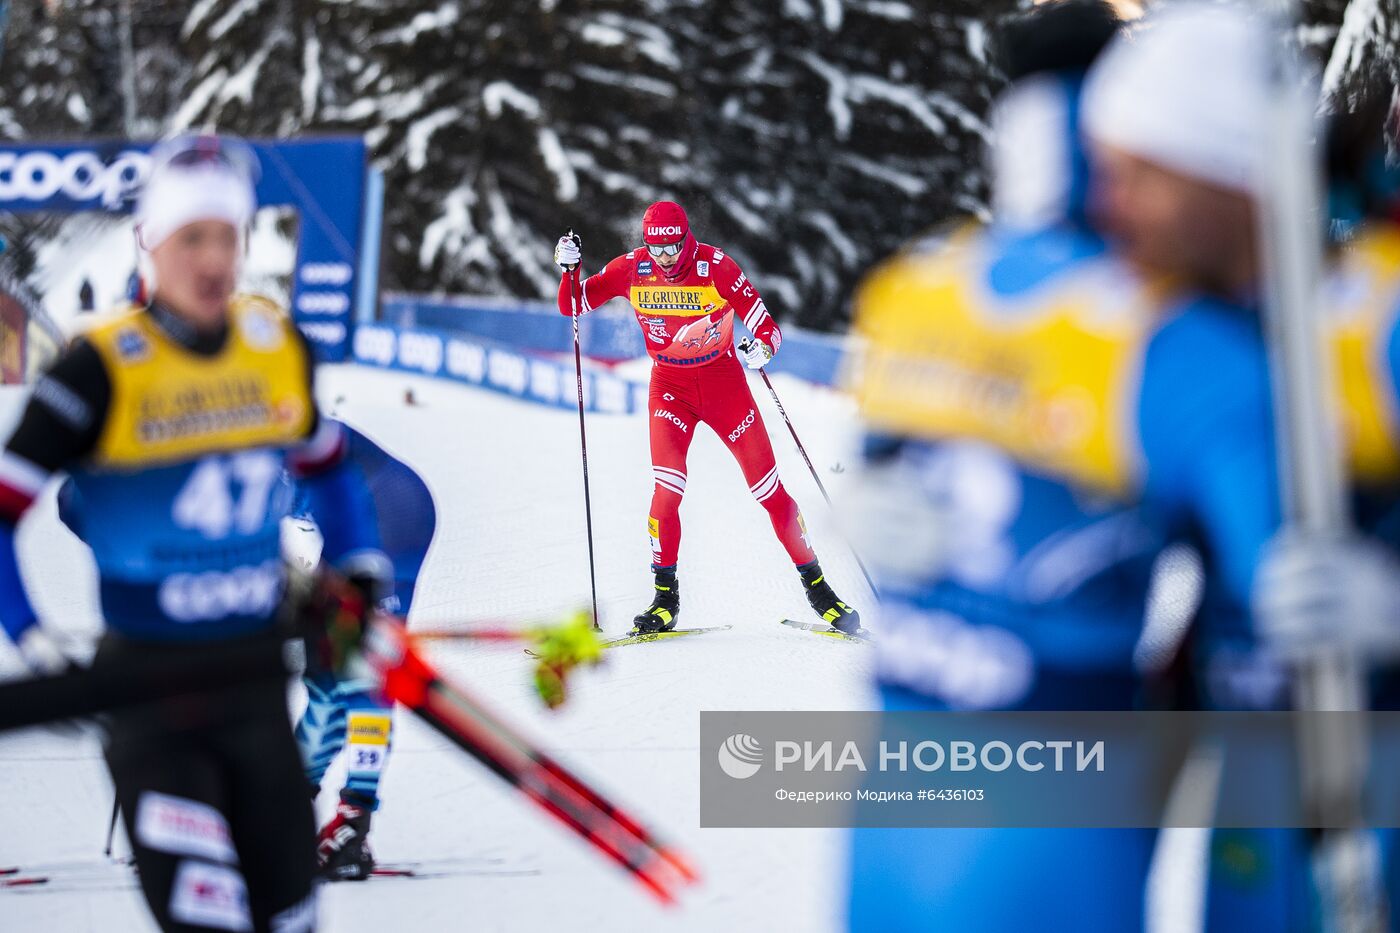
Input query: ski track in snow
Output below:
<box><xmin>0</xmin><ymin>364</ymin><xmax>879</xmax><ymax>932</ymax></box>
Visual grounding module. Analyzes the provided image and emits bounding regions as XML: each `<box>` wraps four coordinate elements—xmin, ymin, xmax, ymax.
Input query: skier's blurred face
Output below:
<box><xmin>1091</xmin><ymin>144</ymin><xmax>1258</xmax><ymax>296</ymax></box>
<box><xmin>149</xmin><ymin>219</ymin><xmax>241</xmax><ymax>332</ymax></box>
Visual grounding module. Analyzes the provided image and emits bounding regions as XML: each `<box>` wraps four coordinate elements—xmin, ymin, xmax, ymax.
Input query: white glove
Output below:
<box><xmin>554</xmin><ymin>234</ymin><xmax>581</xmax><ymax>270</ymax></box>
<box><xmin>739</xmin><ymin>339</ymin><xmax>773</xmax><ymax>370</ymax></box>
<box><xmin>17</xmin><ymin>626</ymin><xmax>69</xmax><ymax>677</ymax></box>
<box><xmin>1253</xmin><ymin>531</ymin><xmax>1400</xmax><ymax>663</ymax></box>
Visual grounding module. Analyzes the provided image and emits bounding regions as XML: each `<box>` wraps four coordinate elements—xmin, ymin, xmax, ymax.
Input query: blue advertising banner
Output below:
<box><xmin>0</xmin><ymin>137</ymin><xmax>368</xmax><ymax>361</ymax></box>
<box><xmin>352</xmin><ymin>322</ymin><xmax>649</xmax><ymax>415</ymax></box>
<box><xmin>380</xmin><ymin>293</ymin><xmax>851</xmax><ymax>387</ymax></box>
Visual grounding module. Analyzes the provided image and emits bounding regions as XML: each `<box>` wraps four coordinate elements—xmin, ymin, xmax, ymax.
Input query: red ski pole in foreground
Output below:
<box><xmin>360</xmin><ymin>618</ymin><xmax>698</xmax><ymax>904</ymax></box>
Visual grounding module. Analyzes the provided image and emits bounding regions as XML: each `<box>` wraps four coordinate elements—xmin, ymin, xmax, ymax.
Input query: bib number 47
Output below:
<box><xmin>172</xmin><ymin>451</ymin><xmax>282</xmax><ymax>540</ymax></box>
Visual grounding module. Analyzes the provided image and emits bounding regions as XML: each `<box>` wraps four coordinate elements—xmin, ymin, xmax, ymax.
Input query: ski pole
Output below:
<box><xmin>102</xmin><ymin>795</ymin><xmax>120</xmax><ymax>859</ymax></box>
<box><xmin>565</xmin><ymin>229</ymin><xmax>602</xmax><ymax>632</ymax></box>
<box><xmin>743</xmin><ymin>343</ymin><xmax>879</xmax><ymax>598</ymax></box>
<box><xmin>1257</xmin><ymin>5</ymin><xmax>1383</xmax><ymax>930</ymax></box>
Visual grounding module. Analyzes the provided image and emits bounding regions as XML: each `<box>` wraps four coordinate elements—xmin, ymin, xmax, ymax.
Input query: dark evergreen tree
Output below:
<box><xmin>178</xmin><ymin>1</ymin><xmax>1026</xmax><ymax>328</ymax></box>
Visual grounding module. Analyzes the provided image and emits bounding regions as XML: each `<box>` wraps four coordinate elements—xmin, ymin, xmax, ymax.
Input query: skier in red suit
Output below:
<box><xmin>555</xmin><ymin>201</ymin><xmax>861</xmax><ymax>635</ymax></box>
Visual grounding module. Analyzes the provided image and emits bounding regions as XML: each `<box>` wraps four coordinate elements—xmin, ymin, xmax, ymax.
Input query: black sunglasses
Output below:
<box><xmin>160</xmin><ymin>136</ymin><xmax>260</xmax><ymax>181</ymax></box>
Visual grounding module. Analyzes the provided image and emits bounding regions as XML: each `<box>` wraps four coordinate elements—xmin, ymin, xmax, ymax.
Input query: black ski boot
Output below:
<box><xmin>631</xmin><ymin>566</ymin><xmax>680</xmax><ymax>634</ymax></box>
<box><xmin>315</xmin><ymin>799</ymin><xmax>375</xmax><ymax>881</ymax></box>
<box><xmin>798</xmin><ymin>560</ymin><xmax>862</xmax><ymax>634</ymax></box>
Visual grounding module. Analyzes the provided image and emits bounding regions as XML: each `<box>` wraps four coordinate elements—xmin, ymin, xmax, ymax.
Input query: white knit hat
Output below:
<box><xmin>135</xmin><ymin>136</ymin><xmax>258</xmax><ymax>251</ymax></box>
<box><xmin>1082</xmin><ymin>3</ymin><xmax>1277</xmax><ymax>194</ymax></box>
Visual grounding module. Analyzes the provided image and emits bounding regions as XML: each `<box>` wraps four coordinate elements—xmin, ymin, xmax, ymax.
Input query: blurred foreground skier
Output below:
<box><xmin>0</xmin><ymin>136</ymin><xmax>393</xmax><ymax>933</ymax></box>
<box><xmin>56</xmin><ymin>420</ymin><xmax>436</xmax><ymax>883</ymax></box>
<box><xmin>1197</xmin><ymin>89</ymin><xmax>1400</xmax><ymax>932</ymax></box>
<box><xmin>846</xmin><ymin>4</ymin><xmax>1296</xmax><ymax>929</ymax></box>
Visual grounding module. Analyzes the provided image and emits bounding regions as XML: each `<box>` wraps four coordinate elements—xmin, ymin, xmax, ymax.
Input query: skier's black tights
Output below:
<box><xmin>98</xmin><ymin>632</ymin><xmax>317</xmax><ymax>933</ymax></box>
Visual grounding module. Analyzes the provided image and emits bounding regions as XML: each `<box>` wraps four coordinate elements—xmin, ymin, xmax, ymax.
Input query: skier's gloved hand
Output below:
<box><xmin>16</xmin><ymin>625</ymin><xmax>72</xmax><ymax>677</ymax></box>
<box><xmin>340</xmin><ymin>549</ymin><xmax>395</xmax><ymax>611</ymax></box>
<box><xmin>554</xmin><ymin>233</ymin><xmax>582</xmax><ymax>271</ymax></box>
<box><xmin>1253</xmin><ymin>530</ymin><xmax>1400</xmax><ymax>663</ymax></box>
<box><xmin>299</xmin><ymin>551</ymin><xmax>394</xmax><ymax>676</ymax></box>
<box><xmin>837</xmin><ymin>449</ymin><xmax>952</xmax><ymax>589</ymax></box>
<box><xmin>739</xmin><ymin>339</ymin><xmax>773</xmax><ymax>371</ymax></box>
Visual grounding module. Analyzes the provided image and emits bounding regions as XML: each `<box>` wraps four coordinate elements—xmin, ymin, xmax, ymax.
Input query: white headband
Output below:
<box><xmin>136</xmin><ymin>160</ymin><xmax>255</xmax><ymax>251</ymax></box>
<box><xmin>1082</xmin><ymin>3</ymin><xmax>1277</xmax><ymax>195</ymax></box>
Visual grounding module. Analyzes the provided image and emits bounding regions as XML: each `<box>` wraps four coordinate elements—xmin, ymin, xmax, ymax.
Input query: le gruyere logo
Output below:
<box><xmin>634</xmin><ymin>287</ymin><xmax>707</xmax><ymax>312</ymax></box>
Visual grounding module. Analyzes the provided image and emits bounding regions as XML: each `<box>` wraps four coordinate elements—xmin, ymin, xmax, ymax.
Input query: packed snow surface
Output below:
<box><xmin>0</xmin><ymin>363</ymin><xmax>878</xmax><ymax>932</ymax></box>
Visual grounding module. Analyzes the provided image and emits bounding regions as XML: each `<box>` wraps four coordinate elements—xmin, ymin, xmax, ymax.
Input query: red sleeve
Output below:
<box><xmin>713</xmin><ymin>254</ymin><xmax>781</xmax><ymax>353</ymax></box>
<box><xmin>288</xmin><ymin>415</ymin><xmax>348</xmax><ymax>478</ymax></box>
<box><xmin>557</xmin><ymin>255</ymin><xmax>630</xmax><ymax>316</ymax></box>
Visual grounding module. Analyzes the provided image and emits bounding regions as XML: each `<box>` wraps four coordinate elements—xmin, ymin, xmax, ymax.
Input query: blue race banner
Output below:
<box><xmin>0</xmin><ymin>137</ymin><xmax>369</xmax><ymax>362</ymax></box>
<box><xmin>352</xmin><ymin>322</ymin><xmax>648</xmax><ymax>415</ymax></box>
<box><xmin>381</xmin><ymin>292</ymin><xmax>853</xmax><ymax>387</ymax></box>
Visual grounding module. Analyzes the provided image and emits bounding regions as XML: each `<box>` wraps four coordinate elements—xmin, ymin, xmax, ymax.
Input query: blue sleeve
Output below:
<box><xmin>345</xmin><ymin>429</ymin><xmax>436</xmax><ymax>579</ymax></box>
<box><xmin>301</xmin><ymin>457</ymin><xmax>383</xmax><ymax>566</ymax></box>
<box><xmin>56</xmin><ymin>477</ymin><xmax>82</xmax><ymax>540</ymax></box>
<box><xmin>1138</xmin><ymin>306</ymin><xmax>1282</xmax><ymax>610</ymax></box>
<box><xmin>0</xmin><ymin>521</ymin><xmax>37</xmax><ymax>643</ymax></box>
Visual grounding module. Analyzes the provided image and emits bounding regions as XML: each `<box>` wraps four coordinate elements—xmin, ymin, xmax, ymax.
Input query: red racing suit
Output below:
<box><xmin>558</xmin><ymin>243</ymin><xmax>816</xmax><ymax>570</ymax></box>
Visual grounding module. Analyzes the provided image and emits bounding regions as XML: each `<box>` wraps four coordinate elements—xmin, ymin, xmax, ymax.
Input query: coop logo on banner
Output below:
<box><xmin>398</xmin><ymin>331</ymin><xmax>444</xmax><ymax>374</ymax></box>
<box><xmin>295</xmin><ymin>292</ymin><xmax>351</xmax><ymax>315</ymax></box>
<box><xmin>300</xmin><ymin>263</ymin><xmax>354</xmax><ymax>287</ymax></box>
<box><xmin>446</xmin><ymin>338</ymin><xmax>486</xmax><ymax>383</ymax></box>
<box><xmin>299</xmin><ymin>321</ymin><xmax>347</xmax><ymax>347</ymax></box>
<box><xmin>0</xmin><ymin>148</ymin><xmax>150</xmax><ymax>208</ymax></box>
<box><xmin>353</xmin><ymin>325</ymin><xmax>396</xmax><ymax>366</ymax></box>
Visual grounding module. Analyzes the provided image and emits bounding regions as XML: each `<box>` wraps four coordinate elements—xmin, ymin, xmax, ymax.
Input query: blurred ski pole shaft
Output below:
<box><xmin>1258</xmin><ymin>3</ymin><xmax>1384</xmax><ymax>929</ymax></box>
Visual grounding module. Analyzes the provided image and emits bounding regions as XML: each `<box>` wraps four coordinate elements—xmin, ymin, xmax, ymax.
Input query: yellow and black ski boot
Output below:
<box><xmin>798</xmin><ymin>560</ymin><xmax>862</xmax><ymax>634</ymax></box>
<box><xmin>631</xmin><ymin>566</ymin><xmax>680</xmax><ymax>634</ymax></box>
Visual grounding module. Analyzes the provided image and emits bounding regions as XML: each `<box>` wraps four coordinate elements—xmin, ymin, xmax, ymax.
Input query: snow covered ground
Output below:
<box><xmin>0</xmin><ymin>363</ymin><xmax>880</xmax><ymax>932</ymax></box>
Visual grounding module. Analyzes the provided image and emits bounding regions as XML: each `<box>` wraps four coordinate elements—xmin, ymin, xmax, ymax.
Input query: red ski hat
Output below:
<box><xmin>642</xmin><ymin>201</ymin><xmax>689</xmax><ymax>244</ymax></box>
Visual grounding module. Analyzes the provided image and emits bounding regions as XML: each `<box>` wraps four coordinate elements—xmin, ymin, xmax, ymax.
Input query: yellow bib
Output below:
<box><xmin>851</xmin><ymin>232</ymin><xmax>1159</xmax><ymax>497</ymax></box>
<box><xmin>84</xmin><ymin>295</ymin><xmax>315</xmax><ymax>469</ymax></box>
<box><xmin>629</xmin><ymin>284</ymin><xmax>728</xmax><ymax>317</ymax></box>
<box><xmin>1327</xmin><ymin>224</ymin><xmax>1400</xmax><ymax>486</ymax></box>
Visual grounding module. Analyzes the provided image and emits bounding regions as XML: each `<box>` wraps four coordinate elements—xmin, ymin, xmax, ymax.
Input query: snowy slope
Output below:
<box><xmin>0</xmin><ymin>363</ymin><xmax>880</xmax><ymax>933</ymax></box>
